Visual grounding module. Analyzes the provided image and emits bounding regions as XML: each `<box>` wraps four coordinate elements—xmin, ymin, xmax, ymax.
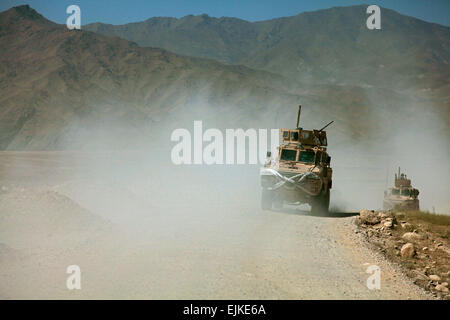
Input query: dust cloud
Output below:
<box><xmin>0</xmin><ymin>89</ymin><xmax>448</xmax><ymax>298</ymax></box>
<box><xmin>328</xmin><ymin>93</ymin><xmax>449</xmax><ymax>214</ymax></box>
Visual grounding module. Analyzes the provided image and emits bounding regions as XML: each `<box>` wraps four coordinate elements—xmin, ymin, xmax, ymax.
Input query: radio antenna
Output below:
<box><xmin>319</xmin><ymin>121</ymin><xmax>334</xmax><ymax>132</ymax></box>
<box><xmin>296</xmin><ymin>105</ymin><xmax>301</xmax><ymax>128</ymax></box>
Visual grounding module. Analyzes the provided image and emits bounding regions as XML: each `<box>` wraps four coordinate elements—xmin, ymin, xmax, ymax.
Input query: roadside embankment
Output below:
<box><xmin>355</xmin><ymin>209</ymin><xmax>450</xmax><ymax>299</ymax></box>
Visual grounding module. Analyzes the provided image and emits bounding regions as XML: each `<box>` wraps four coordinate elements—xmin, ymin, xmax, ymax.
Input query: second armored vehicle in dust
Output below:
<box><xmin>260</xmin><ymin>105</ymin><xmax>333</xmax><ymax>214</ymax></box>
<box><xmin>383</xmin><ymin>168</ymin><xmax>420</xmax><ymax>211</ymax></box>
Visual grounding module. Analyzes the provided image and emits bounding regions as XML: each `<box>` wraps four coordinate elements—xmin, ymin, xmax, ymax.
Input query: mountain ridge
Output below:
<box><xmin>85</xmin><ymin>5</ymin><xmax>450</xmax><ymax>94</ymax></box>
<box><xmin>0</xmin><ymin>5</ymin><xmax>308</xmax><ymax>150</ymax></box>
<box><xmin>0</xmin><ymin>5</ymin><xmax>448</xmax><ymax>151</ymax></box>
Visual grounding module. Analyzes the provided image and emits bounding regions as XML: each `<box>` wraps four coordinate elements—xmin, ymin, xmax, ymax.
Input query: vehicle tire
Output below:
<box><xmin>261</xmin><ymin>189</ymin><xmax>273</xmax><ymax>210</ymax></box>
<box><xmin>273</xmin><ymin>196</ymin><xmax>283</xmax><ymax>210</ymax></box>
<box><xmin>310</xmin><ymin>197</ymin><xmax>320</xmax><ymax>215</ymax></box>
<box><xmin>322</xmin><ymin>189</ymin><xmax>330</xmax><ymax>215</ymax></box>
<box><xmin>311</xmin><ymin>190</ymin><xmax>330</xmax><ymax>215</ymax></box>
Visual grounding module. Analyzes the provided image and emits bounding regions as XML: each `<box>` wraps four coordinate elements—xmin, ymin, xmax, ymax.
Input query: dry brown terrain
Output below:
<box><xmin>0</xmin><ymin>5</ymin><xmax>448</xmax><ymax>300</ymax></box>
<box><xmin>0</xmin><ymin>151</ymin><xmax>434</xmax><ymax>299</ymax></box>
<box><xmin>0</xmin><ymin>5</ymin><xmax>302</xmax><ymax>150</ymax></box>
<box><xmin>1</xmin><ymin>6</ymin><xmax>448</xmax><ymax>152</ymax></box>
<box><xmin>355</xmin><ymin>209</ymin><xmax>450</xmax><ymax>299</ymax></box>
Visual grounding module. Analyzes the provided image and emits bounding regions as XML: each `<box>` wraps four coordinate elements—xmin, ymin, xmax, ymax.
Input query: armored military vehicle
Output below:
<box><xmin>260</xmin><ymin>105</ymin><xmax>333</xmax><ymax>214</ymax></box>
<box><xmin>383</xmin><ymin>168</ymin><xmax>419</xmax><ymax>211</ymax></box>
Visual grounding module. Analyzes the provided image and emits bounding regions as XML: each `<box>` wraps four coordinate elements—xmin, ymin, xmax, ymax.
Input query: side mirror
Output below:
<box><xmin>266</xmin><ymin>151</ymin><xmax>272</xmax><ymax>158</ymax></box>
<box><xmin>326</xmin><ymin>156</ymin><xmax>331</xmax><ymax>164</ymax></box>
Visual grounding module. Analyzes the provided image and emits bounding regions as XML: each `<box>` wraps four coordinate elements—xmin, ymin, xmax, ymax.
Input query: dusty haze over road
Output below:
<box><xmin>0</xmin><ymin>151</ymin><xmax>431</xmax><ymax>299</ymax></box>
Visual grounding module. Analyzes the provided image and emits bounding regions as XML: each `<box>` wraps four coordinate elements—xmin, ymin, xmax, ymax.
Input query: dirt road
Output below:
<box><xmin>0</xmin><ymin>151</ymin><xmax>430</xmax><ymax>299</ymax></box>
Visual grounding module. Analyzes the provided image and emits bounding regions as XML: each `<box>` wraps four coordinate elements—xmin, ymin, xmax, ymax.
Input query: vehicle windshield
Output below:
<box><xmin>391</xmin><ymin>189</ymin><xmax>400</xmax><ymax>195</ymax></box>
<box><xmin>299</xmin><ymin>150</ymin><xmax>315</xmax><ymax>163</ymax></box>
<box><xmin>280</xmin><ymin>149</ymin><xmax>297</xmax><ymax>161</ymax></box>
<box><xmin>401</xmin><ymin>189</ymin><xmax>411</xmax><ymax>196</ymax></box>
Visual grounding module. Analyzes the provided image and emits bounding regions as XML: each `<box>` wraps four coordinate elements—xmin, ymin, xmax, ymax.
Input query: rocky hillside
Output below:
<box><xmin>0</xmin><ymin>5</ymin><xmax>448</xmax><ymax>151</ymax></box>
<box><xmin>86</xmin><ymin>5</ymin><xmax>450</xmax><ymax>95</ymax></box>
<box><xmin>356</xmin><ymin>209</ymin><xmax>450</xmax><ymax>299</ymax></box>
<box><xmin>0</xmin><ymin>5</ymin><xmax>307</xmax><ymax>150</ymax></box>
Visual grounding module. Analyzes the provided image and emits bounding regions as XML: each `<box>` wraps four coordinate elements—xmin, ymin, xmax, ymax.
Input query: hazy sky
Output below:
<box><xmin>1</xmin><ymin>0</ymin><xmax>449</xmax><ymax>26</ymax></box>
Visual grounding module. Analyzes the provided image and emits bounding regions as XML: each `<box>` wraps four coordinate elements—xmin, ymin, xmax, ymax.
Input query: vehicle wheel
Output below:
<box><xmin>310</xmin><ymin>197</ymin><xmax>320</xmax><ymax>215</ymax></box>
<box><xmin>322</xmin><ymin>189</ymin><xmax>330</xmax><ymax>214</ymax></box>
<box><xmin>261</xmin><ymin>189</ymin><xmax>273</xmax><ymax>210</ymax></box>
<box><xmin>273</xmin><ymin>196</ymin><xmax>283</xmax><ymax>210</ymax></box>
<box><xmin>311</xmin><ymin>190</ymin><xmax>330</xmax><ymax>215</ymax></box>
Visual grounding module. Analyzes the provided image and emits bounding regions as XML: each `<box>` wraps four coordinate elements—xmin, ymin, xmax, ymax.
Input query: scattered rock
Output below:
<box><xmin>383</xmin><ymin>219</ymin><xmax>394</xmax><ymax>228</ymax></box>
<box><xmin>402</xmin><ymin>232</ymin><xmax>426</xmax><ymax>242</ymax></box>
<box><xmin>378</xmin><ymin>212</ymin><xmax>390</xmax><ymax>220</ymax></box>
<box><xmin>359</xmin><ymin>209</ymin><xmax>380</xmax><ymax>225</ymax></box>
<box><xmin>355</xmin><ymin>208</ymin><xmax>449</xmax><ymax>300</ymax></box>
<box><xmin>401</xmin><ymin>243</ymin><xmax>415</xmax><ymax>258</ymax></box>
<box><xmin>400</xmin><ymin>222</ymin><xmax>414</xmax><ymax>231</ymax></box>
<box><xmin>435</xmin><ymin>284</ymin><xmax>449</xmax><ymax>293</ymax></box>
<box><xmin>429</xmin><ymin>274</ymin><xmax>441</xmax><ymax>282</ymax></box>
